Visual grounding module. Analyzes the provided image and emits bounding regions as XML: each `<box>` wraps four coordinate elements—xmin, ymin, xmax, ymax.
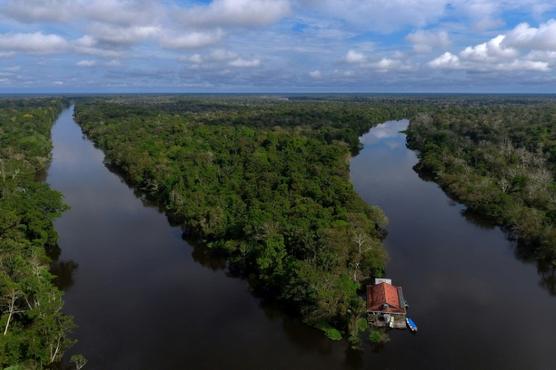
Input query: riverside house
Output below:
<box><xmin>366</xmin><ymin>278</ymin><xmax>408</xmax><ymax>329</ymax></box>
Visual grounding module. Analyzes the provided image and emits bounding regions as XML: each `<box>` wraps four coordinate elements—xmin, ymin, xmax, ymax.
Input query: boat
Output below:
<box><xmin>406</xmin><ymin>317</ymin><xmax>418</xmax><ymax>333</ymax></box>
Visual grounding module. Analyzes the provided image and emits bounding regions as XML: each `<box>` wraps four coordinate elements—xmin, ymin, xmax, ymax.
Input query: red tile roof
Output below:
<box><xmin>367</xmin><ymin>282</ymin><xmax>405</xmax><ymax>314</ymax></box>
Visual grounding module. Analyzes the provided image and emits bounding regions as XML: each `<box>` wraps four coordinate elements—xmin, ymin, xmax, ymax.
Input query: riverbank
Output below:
<box><xmin>406</xmin><ymin>106</ymin><xmax>556</xmax><ymax>281</ymax></box>
<box><xmin>350</xmin><ymin>119</ymin><xmax>556</xmax><ymax>369</ymax></box>
<box><xmin>43</xmin><ymin>104</ymin><xmax>556</xmax><ymax>369</ymax></box>
<box><xmin>72</xmin><ymin>97</ymin><xmax>391</xmax><ymax>343</ymax></box>
<box><xmin>0</xmin><ymin>99</ymin><xmax>73</xmax><ymax>367</ymax></box>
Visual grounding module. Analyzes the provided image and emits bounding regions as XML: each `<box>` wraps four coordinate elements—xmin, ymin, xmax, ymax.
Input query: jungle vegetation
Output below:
<box><xmin>2</xmin><ymin>94</ymin><xmax>555</xmax><ymax>364</ymax></box>
<box><xmin>74</xmin><ymin>96</ymin><xmax>396</xmax><ymax>344</ymax></box>
<box><xmin>73</xmin><ymin>94</ymin><xmax>556</xmax><ymax>342</ymax></box>
<box><xmin>407</xmin><ymin>101</ymin><xmax>556</xmax><ymax>279</ymax></box>
<box><xmin>0</xmin><ymin>98</ymin><xmax>74</xmax><ymax>368</ymax></box>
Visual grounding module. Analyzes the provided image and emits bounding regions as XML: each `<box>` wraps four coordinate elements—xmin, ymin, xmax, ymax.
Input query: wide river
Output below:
<box><xmin>47</xmin><ymin>107</ymin><xmax>556</xmax><ymax>369</ymax></box>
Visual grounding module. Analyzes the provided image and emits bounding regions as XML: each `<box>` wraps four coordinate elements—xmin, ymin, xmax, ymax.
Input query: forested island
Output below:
<box><xmin>74</xmin><ymin>97</ymin><xmax>396</xmax><ymax>344</ymax></box>
<box><xmin>0</xmin><ymin>98</ymin><xmax>75</xmax><ymax>367</ymax></box>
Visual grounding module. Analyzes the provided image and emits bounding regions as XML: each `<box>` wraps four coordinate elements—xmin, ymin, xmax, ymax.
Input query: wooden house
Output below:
<box><xmin>366</xmin><ymin>278</ymin><xmax>408</xmax><ymax>329</ymax></box>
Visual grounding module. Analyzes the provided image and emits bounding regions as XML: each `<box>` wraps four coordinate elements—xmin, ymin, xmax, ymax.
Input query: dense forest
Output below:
<box><xmin>2</xmin><ymin>94</ymin><xmax>555</xmax><ymax>366</ymax></box>
<box><xmin>0</xmin><ymin>99</ymin><xmax>74</xmax><ymax>367</ymax></box>
<box><xmin>407</xmin><ymin>101</ymin><xmax>556</xmax><ymax>286</ymax></box>
<box><xmin>74</xmin><ymin>96</ymin><xmax>399</xmax><ymax>344</ymax></box>
<box><xmin>74</xmin><ymin>95</ymin><xmax>556</xmax><ymax>341</ymax></box>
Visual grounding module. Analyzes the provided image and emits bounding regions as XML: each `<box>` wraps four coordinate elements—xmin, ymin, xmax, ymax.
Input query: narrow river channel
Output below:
<box><xmin>47</xmin><ymin>108</ymin><xmax>556</xmax><ymax>369</ymax></box>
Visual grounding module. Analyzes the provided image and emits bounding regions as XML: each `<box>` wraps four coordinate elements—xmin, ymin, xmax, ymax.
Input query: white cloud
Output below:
<box><xmin>0</xmin><ymin>0</ymin><xmax>555</xmax><ymax>90</ymax></box>
<box><xmin>494</xmin><ymin>59</ymin><xmax>549</xmax><ymax>72</ymax></box>
<box><xmin>182</xmin><ymin>54</ymin><xmax>203</xmax><ymax>64</ymax></box>
<box><xmin>1</xmin><ymin>0</ymin><xmax>163</xmax><ymax>26</ymax></box>
<box><xmin>456</xmin><ymin>0</ymin><xmax>502</xmax><ymax>31</ymax></box>
<box><xmin>84</xmin><ymin>0</ymin><xmax>162</xmax><ymax>27</ymax></box>
<box><xmin>73</xmin><ymin>35</ymin><xmax>122</xmax><ymax>58</ymax></box>
<box><xmin>429</xmin><ymin>52</ymin><xmax>461</xmax><ymax>69</ymax></box>
<box><xmin>88</xmin><ymin>24</ymin><xmax>160</xmax><ymax>46</ymax></box>
<box><xmin>460</xmin><ymin>35</ymin><xmax>517</xmax><ymax>62</ymax></box>
<box><xmin>1</xmin><ymin>0</ymin><xmax>77</xmax><ymax>23</ymax></box>
<box><xmin>429</xmin><ymin>28</ymin><xmax>552</xmax><ymax>72</ymax></box>
<box><xmin>77</xmin><ymin>59</ymin><xmax>96</xmax><ymax>67</ymax></box>
<box><xmin>345</xmin><ymin>49</ymin><xmax>366</xmax><ymax>64</ymax></box>
<box><xmin>503</xmin><ymin>19</ymin><xmax>556</xmax><ymax>51</ymax></box>
<box><xmin>229</xmin><ymin>58</ymin><xmax>261</xmax><ymax>67</ymax></box>
<box><xmin>209</xmin><ymin>49</ymin><xmax>238</xmax><ymax>61</ymax></box>
<box><xmin>372</xmin><ymin>58</ymin><xmax>401</xmax><ymax>72</ymax></box>
<box><xmin>309</xmin><ymin>69</ymin><xmax>321</xmax><ymax>79</ymax></box>
<box><xmin>179</xmin><ymin>0</ymin><xmax>290</xmax><ymax>28</ymax></box>
<box><xmin>160</xmin><ymin>30</ymin><xmax>223</xmax><ymax>49</ymax></box>
<box><xmin>179</xmin><ymin>49</ymin><xmax>242</xmax><ymax>65</ymax></box>
<box><xmin>298</xmin><ymin>0</ymin><xmax>450</xmax><ymax>33</ymax></box>
<box><xmin>406</xmin><ymin>30</ymin><xmax>450</xmax><ymax>53</ymax></box>
<box><xmin>0</xmin><ymin>32</ymin><xmax>68</xmax><ymax>54</ymax></box>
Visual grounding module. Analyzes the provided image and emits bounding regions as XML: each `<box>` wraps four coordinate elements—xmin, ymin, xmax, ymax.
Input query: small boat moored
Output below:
<box><xmin>406</xmin><ymin>317</ymin><xmax>418</xmax><ymax>333</ymax></box>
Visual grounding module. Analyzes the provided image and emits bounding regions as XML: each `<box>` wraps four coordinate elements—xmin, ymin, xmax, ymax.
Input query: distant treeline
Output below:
<box><xmin>0</xmin><ymin>99</ymin><xmax>74</xmax><ymax>367</ymax></box>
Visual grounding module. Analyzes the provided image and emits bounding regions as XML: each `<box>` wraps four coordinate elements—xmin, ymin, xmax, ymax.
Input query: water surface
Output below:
<box><xmin>350</xmin><ymin>120</ymin><xmax>556</xmax><ymax>369</ymax></box>
<box><xmin>47</xmin><ymin>109</ymin><xmax>556</xmax><ymax>369</ymax></box>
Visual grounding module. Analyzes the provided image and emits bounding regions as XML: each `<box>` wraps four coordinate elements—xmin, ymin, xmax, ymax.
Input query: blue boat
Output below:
<box><xmin>406</xmin><ymin>317</ymin><xmax>418</xmax><ymax>333</ymax></box>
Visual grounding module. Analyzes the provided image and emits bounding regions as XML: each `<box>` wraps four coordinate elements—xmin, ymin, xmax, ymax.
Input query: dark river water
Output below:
<box><xmin>47</xmin><ymin>108</ymin><xmax>556</xmax><ymax>369</ymax></box>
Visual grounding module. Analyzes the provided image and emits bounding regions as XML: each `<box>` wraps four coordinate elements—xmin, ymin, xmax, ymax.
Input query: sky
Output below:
<box><xmin>0</xmin><ymin>0</ymin><xmax>555</xmax><ymax>93</ymax></box>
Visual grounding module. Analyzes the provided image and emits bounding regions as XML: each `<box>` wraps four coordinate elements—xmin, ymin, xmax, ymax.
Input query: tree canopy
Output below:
<box><xmin>74</xmin><ymin>96</ymin><xmax>393</xmax><ymax>343</ymax></box>
<box><xmin>0</xmin><ymin>98</ymin><xmax>74</xmax><ymax>368</ymax></box>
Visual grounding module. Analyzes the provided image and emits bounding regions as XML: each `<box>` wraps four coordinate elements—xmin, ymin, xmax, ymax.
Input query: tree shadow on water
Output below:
<box><xmin>46</xmin><ymin>243</ymin><xmax>79</xmax><ymax>291</ymax></box>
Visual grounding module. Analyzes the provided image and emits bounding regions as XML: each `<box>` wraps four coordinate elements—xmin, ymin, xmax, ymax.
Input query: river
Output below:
<box><xmin>47</xmin><ymin>108</ymin><xmax>556</xmax><ymax>369</ymax></box>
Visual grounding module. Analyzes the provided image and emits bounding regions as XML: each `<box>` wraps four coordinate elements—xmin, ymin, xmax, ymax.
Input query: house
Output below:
<box><xmin>366</xmin><ymin>278</ymin><xmax>407</xmax><ymax>329</ymax></box>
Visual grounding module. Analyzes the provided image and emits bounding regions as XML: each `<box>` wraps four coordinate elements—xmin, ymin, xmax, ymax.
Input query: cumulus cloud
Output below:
<box><xmin>503</xmin><ymin>20</ymin><xmax>556</xmax><ymax>51</ymax></box>
<box><xmin>178</xmin><ymin>0</ymin><xmax>291</xmax><ymax>28</ymax></box>
<box><xmin>181</xmin><ymin>54</ymin><xmax>203</xmax><ymax>64</ymax></box>
<box><xmin>406</xmin><ymin>30</ymin><xmax>450</xmax><ymax>53</ymax></box>
<box><xmin>495</xmin><ymin>60</ymin><xmax>549</xmax><ymax>72</ymax></box>
<box><xmin>299</xmin><ymin>0</ymin><xmax>450</xmax><ymax>33</ymax></box>
<box><xmin>345</xmin><ymin>50</ymin><xmax>366</xmax><ymax>64</ymax></box>
<box><xmin>372</xmin><ymin>58</ymin><xmax>403</xmax><ymax>72</ymax></box>
<box><xmin>77</xmin><ymin>59</ymin><xmax>96</xmax><ymax>67</ymax></box>
<box><xmin>0</xmin><ymin>0</ymin><xmax>555</xmax><ymax>90</ymax></box>
<box><xmin>309</xmin><ymin>70</ymin><xmax>321</xmax><ymax>79</ymax></box>
<box><xmin>160</xmin><ymin>30</ymin><xmax>223</xmax><ymax>49</ymax></box>
<box><xmin>180</xmin><ymin>49</ymin><xmax>244</xmax><ymax>66</ymax></box>
<box><xmin>0</xmin><ymin>32</ymin><xmax>68</xmax><ymax>53</ymax></box>
<box><xmin>460</xmin><ymin>35</ymin><xmax>518</xmax><ymax>62</ymax></box>
<box><xmin>209</xmin><ymin>49</ymin><xmax>238</xmax><ymax>61</ymax></box>
<box><xmin>83</xmin><ymin>0</ymin><xmax>162</xmax><ymax>27</ymax></box>
<box><xmin>456</xmin><ymin>0</ymin><xmax>502</xmax><ymax>31</ymax></box>
<box><xmin>428</xmin><ymin>52</ymin><xmax>461</xmax><ymax>69</ymax></box>
<box><xmin>429</xmin><ymin>23</ymin><xmax>554</xmax><ymax>73</ymax></box>
<box><xmin>344</xmin><ymin>49</ymin><xmax>408</xmax><ymax>72</ymax></box>
<box><xmin>229</xmin><ymin>58</ymin><xmax>261</xmax><ymax>67</ymax></box>
<box><xmin>1</xmin><ymin>0</ymin><xmax>77</xmax><ymax>23</ymax></box>
<box><xmin>73</xmin><ymin>35</ymin><xmax>121</xmax><ymax>58</ymax></box>
<box><xmin>88</xmin><ymin>24</ymin><xmax>160</xmax><ymax>46</ymax></box>
<box><xmin>1</xmin><ymin>0</ymin><xmax>162</xmax><ymax>26</ymax></box>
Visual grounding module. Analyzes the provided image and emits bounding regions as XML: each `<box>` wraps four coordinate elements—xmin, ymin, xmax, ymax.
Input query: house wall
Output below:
<box><xmin>368</xmin><ymin>311</ymin><xmax>407</xmax><ymax>329</ymax></box>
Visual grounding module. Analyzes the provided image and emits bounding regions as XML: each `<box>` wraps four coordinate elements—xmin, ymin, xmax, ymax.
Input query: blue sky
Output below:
<box><xmin>0</xmin><ymin>0</ymin><xmax>555</xmax><ymax>93</ymax></box>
